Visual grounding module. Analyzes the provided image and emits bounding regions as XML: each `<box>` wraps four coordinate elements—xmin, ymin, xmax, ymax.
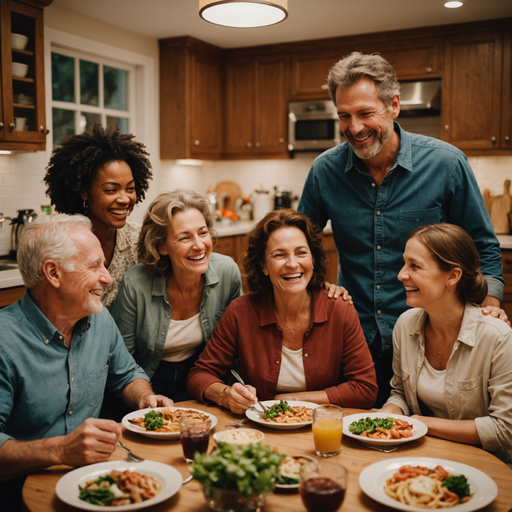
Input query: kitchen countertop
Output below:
<box><xmin>215</xmin><ymin>219</ymin><xmax>333</xmax><ymax>237</ymax></box>
<box><xmin>497</xmin><ymin>235</ymin><xmax>512</xmax><ymax>250</ymax></box>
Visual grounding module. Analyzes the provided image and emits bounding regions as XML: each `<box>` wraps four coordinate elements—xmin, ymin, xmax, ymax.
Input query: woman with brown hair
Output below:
<box><xmin>380</xmin><ymin>223</ymin><xmax>512</xmax><ymax>465</ymax></box>
<box><xmin>187</xmin><ymin>209</ymin><xmax>377</xmax><ymax>414</ymax></box>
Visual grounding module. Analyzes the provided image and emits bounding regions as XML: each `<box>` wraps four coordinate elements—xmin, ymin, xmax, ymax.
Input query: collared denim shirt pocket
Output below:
<box><xmin>457</xmin><ymin>373</ymin><xmax>486</xmax><ymax>417</ymax></box>
<box><xmin>399</xmin><ymin>207</ymin><xmax>441</xmax><ymax>246</ymax></box>
<box><xmin>87</xmin><ymin>364</ymin><xmax>109</xmax><ymax>407</ymax></box>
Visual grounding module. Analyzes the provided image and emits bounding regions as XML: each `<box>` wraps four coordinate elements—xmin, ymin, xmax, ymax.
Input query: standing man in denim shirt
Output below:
<box><xmin>0</xmin><ymin>214</ymin><xmax>173</xmax><ymax>511</ymax></box>
<box><xmin>299</xmin><ymin>52</ymin><xmax>506</xmax><ymax>407</ymax></box>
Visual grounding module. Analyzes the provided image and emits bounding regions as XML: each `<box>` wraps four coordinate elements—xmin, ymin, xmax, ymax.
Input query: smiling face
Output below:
<box><xmin>398</xmin><ymin>237</ymin><xmax>454</xmax><ymax>311</ymax></box>
<box><xmin>59</xmin><ymin>227</ymin><xmax>112</xmax><ymax>317</ymax></box>
<box><xmin>158</xmin><ymin>208</ymin><xmax>213</xmax><ymax>277</ymax></box>
<box><xmin>261</xmin><ymin>227</ymin><xmax>314</xmax><ymax>298</ymax></box>
<box><xmin>336</xmin><ymin>78</ymin><xmax>399</xmax><ymax>161</ymax></box>
<box><xmin>81</xmin><ymin>160</ymin><xmax>137</xmax><ymax>231</ymax></box>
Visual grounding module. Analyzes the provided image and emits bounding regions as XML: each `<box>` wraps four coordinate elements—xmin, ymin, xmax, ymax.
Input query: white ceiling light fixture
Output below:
<box><xmin>444</xmin><ymin>1</ymin><xmax>463</xmax><ymax>8</ymax></box>
<box><xmin>199</xmin><ymin>0</ymin><xmax>288</xmax><ymax>28</ymax></box>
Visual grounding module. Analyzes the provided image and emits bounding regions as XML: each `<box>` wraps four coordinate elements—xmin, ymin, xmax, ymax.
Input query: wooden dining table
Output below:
<box><xmin>22</xmin><ymin>400</ymin><xmax>512</xmax><ymax>512</ymax></box>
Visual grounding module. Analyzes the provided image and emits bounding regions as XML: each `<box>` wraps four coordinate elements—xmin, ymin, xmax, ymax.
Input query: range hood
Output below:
<box><xmin>400</xmin><ymin>80</ymin><xmax>441</xmax><ymax>114</ymax></box>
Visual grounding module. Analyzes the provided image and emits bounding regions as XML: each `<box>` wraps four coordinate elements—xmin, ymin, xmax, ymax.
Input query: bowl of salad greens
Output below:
<box><xmin>191</xmin><ymin>442</ymin><xmax>286</xmax><ymax>511</ymax></box>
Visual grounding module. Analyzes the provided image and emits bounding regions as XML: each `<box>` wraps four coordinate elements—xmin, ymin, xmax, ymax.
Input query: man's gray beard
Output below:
<box><xmin>346</xmin><ymin>118</ymin><xmax>393</xmax><ymax>160</ymax></box>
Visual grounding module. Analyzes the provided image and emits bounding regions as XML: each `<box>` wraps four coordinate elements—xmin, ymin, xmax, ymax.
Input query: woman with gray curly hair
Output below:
<box><xmin>111</xmin><ymin>189</ymin><xmax>242</xmax><ymax>402</ymax></box>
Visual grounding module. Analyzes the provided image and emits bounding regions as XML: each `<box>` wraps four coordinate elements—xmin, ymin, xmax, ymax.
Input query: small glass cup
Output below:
<box><xmin>312</xmin><ymin>404</ymin><xmax>343</xmax><ymax>457</ymax></box>
<box><xmin>179</xmin><ymin>416</ymin><xmax>210</xmax><ymax>463</ymax></box>
<box><xmin>299</xmin><ymin>461</ymin><xmax>348</xmax><ymax>512</ymax></box>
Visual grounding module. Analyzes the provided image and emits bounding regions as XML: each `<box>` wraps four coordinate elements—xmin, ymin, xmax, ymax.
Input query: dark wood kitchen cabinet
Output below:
<box><xmin>501</xmin><ymin>249</ymin><xmax>512</xmax><ymax>320</ymax></box>
<box><xmin>441</xmin><ymin>31</ymin><xmax>504</xmax><ymax>151</ymax></box>
<box><xmin>224</xmin><ymin>54</ymin><xmax>288</xmax><ymax>159</ymax></box>
<box><xmin>289</xmin><ymin>37</ymin><xmax>442</xmax><ymax>101</ymax></box>
<box><xmin>501</xmin><ymin>31</ymin><xmax>512</xmax><ymax>151</ymax></box>
<box><xmin>0</xmin><ymin>0</ymin><xmax>51</xmax><ymax>151</ymax></box>
<box><xmin>0</xmin><ymin>285</ymin><xmax>24</xmax><ymax>308</ymax></box>
<box><xmin>159</xmin><ymin>36</ymin><xmax>223</xmax><ymax>160</ymax></box>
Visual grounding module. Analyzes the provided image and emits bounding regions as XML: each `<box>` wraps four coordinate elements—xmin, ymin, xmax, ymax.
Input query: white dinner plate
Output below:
<box><xmin>245</xmin><ymin>400</ymin><xmax>318</xmax><ymax>430</ymax></box>
<box><xmin>55</xmin><ymin>460</ymin><xmax>183</xmax><ymax>511</ymax></box>
<box><xmin>276</xmin><ymin>454</ymin><xmax>317</xmax><ymax>489</ymax></box>
<box><xmin>359</xmin><ymin>457</ymin><xmax>498</xmax><ymax>512</ymax></box>
<box><xmin>122</xmin><ymin>407</ymin><xmax>218</xmax><ymax>439</ymax></box>
<box><xmin>343</xmin><ymin>412</ymin><xmax>427</xmax><ymax>447</ymax></box>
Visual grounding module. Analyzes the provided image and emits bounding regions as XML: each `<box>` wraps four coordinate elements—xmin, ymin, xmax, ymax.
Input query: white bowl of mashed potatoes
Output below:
<box><xmin>213</xmin><ymin>428</ymin><xmax>264</xmax><ymax>446</ymax></box>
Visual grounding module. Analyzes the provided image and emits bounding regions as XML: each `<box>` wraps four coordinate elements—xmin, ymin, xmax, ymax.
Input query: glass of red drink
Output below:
<box><xmin>179</xmin><ymin>416</ymin><xmax>210</xmax><ymax>463</ymax></box>
<box><xmin>299</xmin><ymin>461</ymin><xmax>348</xmax><ymax>512</ymax></box>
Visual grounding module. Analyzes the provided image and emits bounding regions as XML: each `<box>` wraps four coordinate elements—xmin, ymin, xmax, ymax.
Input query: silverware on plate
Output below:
<box><xmin>364</xmin><ymin>444</ymin><xmax>398</xmax><ymax>453</ymax></box>
<box><xmin>117</xmin><ymin>440</ymin><xmax>145</xmax><ymax>462</ymax></box>
<box><xmin>230</xmin><ymin>369</ymin><xmax>268</xmax><ymax>412</ymax></box>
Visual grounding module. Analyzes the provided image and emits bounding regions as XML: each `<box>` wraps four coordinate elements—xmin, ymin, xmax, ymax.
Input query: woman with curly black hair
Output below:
<box><xmin>44</xmin><ymin>123</ymin><xmax>153</xmax><ymax>309</ymax></box>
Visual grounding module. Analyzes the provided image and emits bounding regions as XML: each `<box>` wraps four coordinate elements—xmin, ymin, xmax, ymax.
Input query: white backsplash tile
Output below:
<box><xmin>1</xmin><ymin>150</ymin><xmax>512</xmax><ymax>257</ymax></box>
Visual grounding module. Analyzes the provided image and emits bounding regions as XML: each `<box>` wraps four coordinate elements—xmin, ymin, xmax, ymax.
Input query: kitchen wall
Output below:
<box><xmin>1</xmin><ymin>5</ymin><xmax>511</xmax><ymax>257</ymax></box>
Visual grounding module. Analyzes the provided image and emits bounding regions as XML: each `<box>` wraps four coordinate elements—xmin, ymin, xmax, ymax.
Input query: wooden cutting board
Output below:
<box><xmin>489</xmin><ymin>180</ymin><xmax>512</xmax><ymax>234</ymax></box>
<box><xmin>214</xmin><ymin>180</ymin><xmax>242</xmax><ymax>210</ymax></box>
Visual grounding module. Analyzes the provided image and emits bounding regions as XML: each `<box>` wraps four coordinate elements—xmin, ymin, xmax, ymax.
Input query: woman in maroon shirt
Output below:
<box><xmin>187</xmin><ymin>209</ymin><xmax>377</xmax><ymax>414</ymax></box>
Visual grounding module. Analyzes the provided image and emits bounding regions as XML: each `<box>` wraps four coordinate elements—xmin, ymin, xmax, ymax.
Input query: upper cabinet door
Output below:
<box><xmin>224</xmin><ymin>58</ymin><xmax>255</xmax><ymax>157</ymax></box>
<box><xmin>189</xmin><ymin>50</ymin><xmax>223</xmax><ymax>159</ymax></box>
<box><xmin>254</xmin><ymin>55</ymin><xmax>288</xmax><ymax>157</ymax></box>
<box><xmin>0</xmin><ymin>0</ymin><xmax>47</xmax><ymax>148</ymax></box>
<box><xmin>442</xmin><ymin>32</ymin><xmax>503</xmax><ymax>150</ymax></box>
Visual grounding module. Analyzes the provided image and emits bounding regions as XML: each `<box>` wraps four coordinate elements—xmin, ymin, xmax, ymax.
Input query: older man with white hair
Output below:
<box><xmin>0</xmin><ymin>214</ymin><xmax>172</xmax><ymax>511</ymax></box>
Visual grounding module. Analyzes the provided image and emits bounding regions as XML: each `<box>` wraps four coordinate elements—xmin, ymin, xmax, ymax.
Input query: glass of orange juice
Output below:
<box><xmin>312</xmin><ymin>405</ymin><xmax>343</xmax><ymax>457</ymax></box>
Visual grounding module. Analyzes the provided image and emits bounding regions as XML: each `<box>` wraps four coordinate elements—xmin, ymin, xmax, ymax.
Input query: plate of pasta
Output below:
<box><xmin>245</xmin><ymin>400</ymin><xmax>318</xmax><ymax>430</ymax></box>
<box><xmin>56</xmin><ymin>460</ymin><xmax>183</xmax><ymax>510</ymax></box>
<box><xmin>343</xmin><ymin>412</ymin><xmax>427</xmax><ymax>447</ymax></box>
<box><xmin>122</xmin><ymin>407</ymin><xmax>217</xmax><ymax>439</ymax></box>
<box><xmin>358</xmin><ymin>457</ymin><xmax>498</xmax><ymax>512</ymax></box>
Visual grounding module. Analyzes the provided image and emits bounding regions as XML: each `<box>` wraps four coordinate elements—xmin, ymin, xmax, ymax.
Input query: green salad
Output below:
<box><xmin>442</xmin><ymin>475</ymin><xmax>472</xmax><ymax>501</ymax></box>
<box><xmin>79</xmin><ymin>475</ymin><xmax>117</xmax><ymax>506</ymax></box>
<box><xmin>348</xmin><ymin>417</ymin><xmax>396</xmax><ymax>435</ymax></box>
<box><xmin>263</xmin><ymin>400</ymin><xmax>291</xmax><ymax>421</ymax></box>
<box><xmin>191</xmin><ymin>442</ymin><xmax>286</xmax><ymax>497</ymax></box>
<box><xmin>143</xmin><ymin>410</ymin><xmax>164</xmax><ymax>431</ymax></box>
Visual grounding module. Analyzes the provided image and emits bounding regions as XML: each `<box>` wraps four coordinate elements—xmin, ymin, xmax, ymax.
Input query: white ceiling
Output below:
<box><xmin>52</xmin><ymin>0</ymin><xmax>512</xmax><ymax>49</ymax></box>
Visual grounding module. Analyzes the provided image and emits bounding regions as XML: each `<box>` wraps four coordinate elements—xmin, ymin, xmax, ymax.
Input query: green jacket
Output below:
<box><xmin>111</xmin><ymin>253</ymin><xmax>242</xmax><ymax>378</ymax></box>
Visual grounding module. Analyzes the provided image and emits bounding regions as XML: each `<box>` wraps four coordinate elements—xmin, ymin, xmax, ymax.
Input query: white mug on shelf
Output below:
<box><xmin>14</xmin><ymin>117</ymin><xmax>26</xmax><ymax>131</ymax></box>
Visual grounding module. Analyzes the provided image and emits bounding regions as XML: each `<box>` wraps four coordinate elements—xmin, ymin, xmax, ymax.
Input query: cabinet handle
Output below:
<box><xmin>426</xmin><ymin>66</ymin><xmax>433</xmax><ymax>73</ymax></box>
<box><xmin>255</xmin><ymin>142</ymin><xmax>260</xmax><ymax>148</ymax></box>
<box><xmin>0</xmin><ymin>122</ymin><xmax>3</xmax><ymax>130</ymax></box>
<box><xmin>9</xmin><ymin>123</ymin><xmax>15</xmax><ymax>132</ymax></box>
<box><xmin>246</xmin><ymin>142</ymin><xmax>252</xmax><ymax>148</ymax></box>
<box><xmin>39</xmin><ymin>126</ymin><xmax>44</xmax><ymax>133</ymax></box>
<box><xmin>279</xmin><ymin>138</ymin><xmax>284</xmax><ymax>144</ymax></box>
<box><xmin>194</xmin><ymin>140</ymin><xmax>200</xmax><ymax>146</ymax></box>
<box><xmin>491</xmin><ymin>136</ymin><xmax>496</xmax><ymax>143</ymax></box>
<box><xmin>444</xmin><ymin>125</ymin><xmax>449</xmax><ymax>131</ymax></box>
<box><xmin>505</xmin><ymin>136</ymin><xmax>510</xmax><ymax>142</ymax></box>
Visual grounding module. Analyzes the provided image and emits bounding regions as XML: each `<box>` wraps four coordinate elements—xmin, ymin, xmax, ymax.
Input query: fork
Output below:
<box><xmin>230</xmin><ymin>369</ymin><xmax>268</xmax><ymax>412</ymax></box>
<box><xmin>364</xmin><ymin>444</ymin><xmax>398</xmax><ymax>453</ymax></box>
<box><xmin>225</xmin><ymin>417</ymin><xmax>250</xmax><ymax>428</ymax></box>
<box><xmin>117</xmin><ymin>440</ymin><xmax>145</xmax><ymax>462</ymax></box>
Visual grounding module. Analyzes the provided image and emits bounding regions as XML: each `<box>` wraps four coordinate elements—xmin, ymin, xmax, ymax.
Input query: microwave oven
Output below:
<box><xmin>288</xmin><ymin>100</ymin><xmax>342</xmax><ymax>152</ymax></box>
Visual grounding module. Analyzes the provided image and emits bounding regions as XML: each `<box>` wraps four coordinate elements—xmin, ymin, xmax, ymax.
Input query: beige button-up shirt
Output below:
<box><xmin>386</xmin><ymin>303</ymin><xmax>512</xmax><ymax>465</ymax></box>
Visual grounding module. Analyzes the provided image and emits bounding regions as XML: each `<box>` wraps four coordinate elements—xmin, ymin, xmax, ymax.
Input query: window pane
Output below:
<box><xmin>52</xmin><ymin>53</ymin><xmax>74</xmax><ymax>103</ymax></box>
<box><xmin>80</xmin><ymin>60</ymin><xmax>99</xmax><ymax>106</ymax></box>
<box><xmin>80</xmin><ymin>112</ymin><xmax>102</xmax><ymax>134</ymax></box>
<box><xmin>52</xmin><ymin>108</ymin><xmax>75</xmax><ymax>148</ymax></box>
<box><xmin>104</xmin><ymin>65</ymin><xmax>128</xmax><ymax>110</ymax></box>
<box><xmin>107</xmin><ymin>116</ymin><xmax>129</xmax><ymax>133</ymax></box>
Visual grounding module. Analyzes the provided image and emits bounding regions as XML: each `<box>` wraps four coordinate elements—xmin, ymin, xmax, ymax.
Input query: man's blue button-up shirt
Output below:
<box><xmin>299</xmin><ymin>123</ymin><xmax>503</xmax><ymax>350</ymax></box>
<box><xmin>0</xmin><ymin>291</ymin><xmax>149</xmax><ymax>449</ymax></box>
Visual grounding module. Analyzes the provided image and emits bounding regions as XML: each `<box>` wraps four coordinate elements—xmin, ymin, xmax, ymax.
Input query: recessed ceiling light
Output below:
<box><xmin>444</xmin><ymin>1</ymin><xmax>463</xmax><ymax>8</ymax></box>
<box><xmin>199</xmin><ymin>0</ymin><xmax>288</xmax><ymax>28</ymax></box>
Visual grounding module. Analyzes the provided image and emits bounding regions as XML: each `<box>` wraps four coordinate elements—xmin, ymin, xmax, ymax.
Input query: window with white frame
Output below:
<box><xmin>50</xmin><ymin>47</ymin><xmax>136</xmax><ymax>148</ymax></box>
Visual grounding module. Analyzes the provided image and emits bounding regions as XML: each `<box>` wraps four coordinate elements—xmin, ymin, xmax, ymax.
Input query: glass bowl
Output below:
<box><xmin>201</xmin><ymin>485</ymin><xmax>271</xmax><ymax>512</ymax></box>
